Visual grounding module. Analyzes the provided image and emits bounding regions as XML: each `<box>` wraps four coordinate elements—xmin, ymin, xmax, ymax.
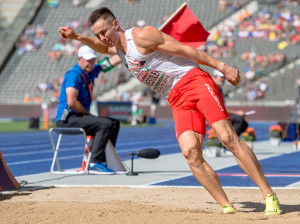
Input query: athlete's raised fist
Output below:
<box><xmin>59</xmin><ymin>26</ymin><xmax>77</xmax><ymax>40</ymax></box>
<box><xmin>221</xmin><ymin>65</ymin><xmax>240</xmax><ymax>87</ymax></box>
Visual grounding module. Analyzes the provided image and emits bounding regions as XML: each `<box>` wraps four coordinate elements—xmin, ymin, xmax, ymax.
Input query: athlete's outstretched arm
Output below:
<box><xmin>134</xmin><ymin>26</ymin><xmax>240</xmax><ymax>86</ymax></box>
<box><xmin>109</xmin><ymin>55</ymin><xmax>122</xmax><ymax>67</ymax></box>
<box><xmin>59</xmin><ymin>26</ymin><xmax>117</xmax><ymax>55</ymax></box>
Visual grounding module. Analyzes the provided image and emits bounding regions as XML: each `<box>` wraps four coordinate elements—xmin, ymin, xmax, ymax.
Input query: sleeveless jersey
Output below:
<box><xmin>117</xmin><ymin>28</ymin><xmax>199</xmax><ymax>97</ymax></box>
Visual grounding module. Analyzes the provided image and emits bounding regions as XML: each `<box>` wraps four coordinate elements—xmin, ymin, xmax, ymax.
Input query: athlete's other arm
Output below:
<box><xmin>108</xmin><ymin>55</ymin><xmax>122</xmax><ymax>67</ymax></box>
<box><xmin>59</xmin><ymin>26</ymin><xmax>117</xmax><ymax>55</ymax></box>
<box><xmin>133</xmin><ymin>26</ymin><xmax>240</xmax><ymax>87</ymax></box>
<box><xmin>59</xmin><ymin>26</ymin><xmax>121</xmax><ymax>69</ymax></box>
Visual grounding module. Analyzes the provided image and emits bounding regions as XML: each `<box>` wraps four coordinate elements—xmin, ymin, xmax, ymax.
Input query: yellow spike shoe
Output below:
<box><xmin>222</xmin><ymin>204</ymin><xmax>236</xmax><ymax>214</ymax></box>
<box><xmin>264</xmin><ymin>194</ymin><xmax>282</xmax><ymax>215</ymax></box>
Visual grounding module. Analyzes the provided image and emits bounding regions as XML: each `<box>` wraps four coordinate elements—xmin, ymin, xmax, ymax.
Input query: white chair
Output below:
<box><xmin>49</xmin><ymin>127</ymin><xmax>127</xmax><ymax>175</ymax></box>
<box><xmin>49</xmin><ymin>127</ymin><xmax>91</xmax><ymax>174</ymax></box>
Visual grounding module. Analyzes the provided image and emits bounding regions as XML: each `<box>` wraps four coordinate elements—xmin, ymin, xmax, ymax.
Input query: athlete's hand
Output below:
<box><xmin>221</xmin><ymin>65</ymin><xmax>240</xmax><ymax>87</ymax></box>
<box><xmin>59</xmin><ymin>26</ymin><xmax>77</xmax><ymax>40</ymax></box>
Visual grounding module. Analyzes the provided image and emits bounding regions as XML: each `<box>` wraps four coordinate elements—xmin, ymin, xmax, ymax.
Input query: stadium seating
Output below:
<box><xmin>0</xmin><ymin>0</ymin><xmax>298</xmax><ymax>105</ymax></box>
<box><xmin>263</xmin><ymin>62</ymin><xmax>300</xmax><ymax>101</ymax></box>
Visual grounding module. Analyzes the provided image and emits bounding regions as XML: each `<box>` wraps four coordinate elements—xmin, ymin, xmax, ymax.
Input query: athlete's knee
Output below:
<box><xmin>185</xmin><ymin>150</ymin><xmax>204</xmax><ymax>168</ymax></box>
<box><xmin>218</xmin><ymin>131</ymin><xmax>236</xmax><ymax>147</ymax></box>
<box><xmin>181</xmin><ymin>141</ymin><xmax>204</xmax><ymax>166</ymax></box>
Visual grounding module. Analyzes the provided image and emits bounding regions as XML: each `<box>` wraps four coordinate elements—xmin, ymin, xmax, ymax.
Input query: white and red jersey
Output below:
<box><xmin>117</xmin><ymin>28</ymin><xmax>198</xmax><ymax>97</ymax></box>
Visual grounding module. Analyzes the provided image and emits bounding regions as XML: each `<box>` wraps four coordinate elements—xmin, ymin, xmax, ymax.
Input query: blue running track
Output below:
<box><xmin>154</xmin><ymin>151</ymin><xmax>300</xmax><ymax>187</ymax></box>
<box><xmin>1</xmin><ymin>120</ymin><xmax>299</xmax><ymax>187</ymax></box>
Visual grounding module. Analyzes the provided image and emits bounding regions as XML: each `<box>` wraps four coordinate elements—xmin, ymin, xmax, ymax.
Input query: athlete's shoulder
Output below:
<box><xmin>133</xmin><ymin>26</ymin><xmax>160</xmax><ymax>38</ymax></box>
<box><xmin>132</xmin><ymin>26</ymin><xmax>162</xmax><ymax>48</ymax></box>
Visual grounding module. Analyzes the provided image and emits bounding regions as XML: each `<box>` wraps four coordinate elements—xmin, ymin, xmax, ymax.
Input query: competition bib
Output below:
<box><xmin>137</xmin><ymin>66</ymin><xmax>174</xmax><ymax>95</ymax></box>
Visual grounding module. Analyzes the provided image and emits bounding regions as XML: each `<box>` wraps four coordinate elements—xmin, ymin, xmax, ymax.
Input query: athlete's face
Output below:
<box><xmin>78</xmin><ymin>57</ymin><xmax>96</xmax><ymax>73</ymax></box>
<box><xmin>91</xmin><ymin>19</ymin><xmax>119</xmax><ymax>47</ymax></box>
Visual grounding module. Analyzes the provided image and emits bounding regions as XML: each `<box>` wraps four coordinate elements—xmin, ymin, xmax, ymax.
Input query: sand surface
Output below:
<box><xmin>1</xmin><ymin>187</ymin><xmax>299</xmax><ymax>224</ymax></box>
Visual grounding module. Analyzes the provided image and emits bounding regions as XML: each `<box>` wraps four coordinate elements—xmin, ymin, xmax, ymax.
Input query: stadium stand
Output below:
<box><xmin>0</xmin><ymin>0</ymin><xmax>27</xmax><ymax>29</ymax></box>
<box><xmin>0</xmin><ymin>0</ymin><xmax>299</xmax><ymax>108</ymax></box>
<box><xmin>263</xmin><ymin>60</ymin><xmax>300</xmax><ymax>101</ymax></box>
<box><xmin>221</xmin><ymin>0</ymin><xmax>300</xmax><ymax>102</ymax></box>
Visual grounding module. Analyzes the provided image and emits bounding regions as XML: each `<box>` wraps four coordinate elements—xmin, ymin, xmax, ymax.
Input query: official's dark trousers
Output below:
<box><xmin>229</xmin><ymin>114</ymin><xmax>248</xmax><ymax>136</ymax></box>
<box><xmin>56</xmin><ymin>114</ymin><xmax>120</xmax><ymax>163</ymax></box>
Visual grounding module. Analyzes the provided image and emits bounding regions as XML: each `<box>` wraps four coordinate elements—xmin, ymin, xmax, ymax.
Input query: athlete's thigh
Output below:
<box><xmin>194</xmin><ymin>75</ymin><xmax>230</xmax><ymax>125</ymax></box>
<box><xmin>173</xmin><ymin>106</ymin><xmax>206</xmax><ymax>139</ymax></box>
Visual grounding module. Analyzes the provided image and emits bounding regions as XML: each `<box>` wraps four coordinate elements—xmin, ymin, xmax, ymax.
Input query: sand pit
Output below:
<box><xmin>0</xmin><ymin>187</ymin><xmax>299</xmax><ymax>223</ymax></box>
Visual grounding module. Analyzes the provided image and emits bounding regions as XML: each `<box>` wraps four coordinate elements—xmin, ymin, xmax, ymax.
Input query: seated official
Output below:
<box><xmin>56</xmin><ymin>45</ymin><xmax>121</xmax><ymax>174</ymax></box>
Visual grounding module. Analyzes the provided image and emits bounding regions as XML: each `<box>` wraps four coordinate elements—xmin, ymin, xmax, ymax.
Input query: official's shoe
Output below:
<box><xmin>222</xmin><ymin>204</ymin><xmax>236</xmax><ymax>214</ymax></box>
<box><xmin>88</xmin><ymin>162</ymin><xmax>115</xmax><ymax>174</ymax></box>
<box><xmin>264</xmin><ymin>194</ymin><xmax>282</xmax><ymax>215</ymax></box>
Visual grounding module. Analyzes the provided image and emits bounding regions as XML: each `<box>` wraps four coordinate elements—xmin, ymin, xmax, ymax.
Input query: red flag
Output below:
<box><xmin>160</xmin><ymin>4</ymin><xmax>210</xmax><ymax>48</ymax></box>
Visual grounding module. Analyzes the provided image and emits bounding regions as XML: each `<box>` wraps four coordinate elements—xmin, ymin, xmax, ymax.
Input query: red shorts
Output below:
<box><xmin>168</xmin><ymin>67</ymin><xmax>230</xmax><ymax>139</ymax></box>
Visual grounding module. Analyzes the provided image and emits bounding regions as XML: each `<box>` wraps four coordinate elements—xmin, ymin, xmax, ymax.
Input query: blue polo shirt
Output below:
<box><xmin>56</xmin><ymin>63</ymin><xmax>101</xmax><ymax>122</ymax></box>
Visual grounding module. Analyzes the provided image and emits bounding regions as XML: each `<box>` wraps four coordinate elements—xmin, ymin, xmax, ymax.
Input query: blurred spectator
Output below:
<box><xmin>33</xmin><ymin>95</ymin><xmax>41</xmax><ymax>103</ymax></box>
<box><xmin>23</xmin><ymin>92</ymin><xmax>31</xmax><ymax>102</ymax></box>
<box><xmin>126</xmin><ymin>0</ymin><xmax>138</xmax><ymax>3</ymax></box>
<box><xmin>72</xmin><ymin>0</ymin><xmax>81</xmax><ymax>7</ymax></box>
<box><xmin>244</xmin><ymin>60</ymin><xmax>256</xmax><ymax>82</ymax></box>
<box><xmin>48</xmin><ymin>49</ymin><xmax>62</xmax><ymax>62</ymax></box>
<box><xmin>241</xmin><ymin>49</ymin><xmax>286</xmax><ymax>82</ymax></box>
<box><xmin>231</xmin><ymin>0</ymin><xmax>243</xmax><ymax>11</ymax></box>
<box><xmin>247</xmin><ymin>88</ymin><xmax>257</xmax><ymax>101</ymax></box>
<box><xmin>219</xmin><ymin>0</ymin><xmax>243</xmax><ymax>12</ymax></box>
<box><xmin>296</xmin><ymin>78</ymin><xmax>300</xmax><ymax>98</ymax></box>
<box><xmin>127</xmin><ymin>107</ymin><xmax>146</xmax><ymax>126</ymax></box>
<box><xmin>278</xmin><ymin>0</ymin><xmax>299</xmax><ymax>7</ymax></box>
<box><xmin>136</xmin><ymin>19</ymin><xmax>146</xmax><ymax>27</ymax></box>
<box><xmin>150</xmin><ymin>91</ymin><xmax>160</xmax><ymax>119</ymax></box>
<box><xmin>51</xmin><ymin>90</ymin><xmax>60</xmax><ymax>102</ymax></box>
<box><xmin>259</xmin><ymin>80</ymin><xmax>268</xmax><ymax>92</ymax></box>
<box><xmin>36</xmin><ymin>78</ymin><xmax>61</xmax><ymax>103</ymax></box>
<box><xmin>246</xmin><ymin>83</ymin><xmax>258</xmax><ymax>101</ymax></box>
<box><xmin>203</xmin><ymin>18</ymin><xmax>237</xmax><ymax>59</ymax></box>
<box><xmin>117</xmin><ymin>67</ymin><xmax>126</xmax><ymax>84</ymax></box>
<box><xmin>219</xmin><ymin>0</ymin><xmax>228</xmax><ymax>11</ymax></box>
<box><xmin>37</xmin><ymin>82</ymin><xmax>48</xmax><ymax>92</ymax></box>
<box><xmin>256</xmin><ymin>79</ymin><xmax>268</xmax><ymax>99</ymax></box>
<box><xmin>130</xmin><ymin>91</ymin><xmax>143</xmax><ymax>116</ymax></box>
<box><xmin>64</xmin><ymin>43</ymin><xmax>76</xmax><ymax>56</ymax></box>
<box><xmin>122</xmin><ymin>90</ymin><xmax>131</xmax><ymax>102</ymax></box>
<box><xmin>48</xmin><ymin>18</ymin><xmax>90</xmax><ymax>62</ymax></box>
<box><xmin>236</xmin><ymin>4</ymin><xmax>300</xmax><ymax>45</ymax></box>
<box><xmin>15</xmin><ymin>24</ymin><xmax>47</xmax><ymax>55</ymax></box>
<box><xmin>48</xmin><ymin>0</ymin><xmax>59</xmax><ymax>8</ymax></box>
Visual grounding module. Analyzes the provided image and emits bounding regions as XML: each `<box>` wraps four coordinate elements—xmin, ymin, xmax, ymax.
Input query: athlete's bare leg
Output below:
<box><xmin>211</xmin><ymin>119</ymin><xmax>275</xmax><ymax>199</ymax></box>
<box><xmin>178</xmin><ymin>130</ymin><xmax>233</xmax><ymax>207</ymax></box>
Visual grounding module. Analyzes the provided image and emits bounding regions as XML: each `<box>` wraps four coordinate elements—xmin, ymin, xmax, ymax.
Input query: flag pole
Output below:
<box><xmin>159</xmin><ymin>2</ymin><xmax>187</xmax><ymax>30</ymax></box>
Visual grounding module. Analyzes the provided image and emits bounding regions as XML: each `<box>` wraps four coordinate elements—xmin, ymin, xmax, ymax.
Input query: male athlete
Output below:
<box><xmin>59</xmin><ymin>7</ymin><xmax>281</xmax><ymax>215</ymax></box>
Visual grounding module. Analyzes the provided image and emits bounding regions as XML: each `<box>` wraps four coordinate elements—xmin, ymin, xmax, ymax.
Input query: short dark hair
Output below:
<box><xmin>88</xmin><ymin>7</ymin><xmax>116</xmax><ymax>26</ymax></box>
